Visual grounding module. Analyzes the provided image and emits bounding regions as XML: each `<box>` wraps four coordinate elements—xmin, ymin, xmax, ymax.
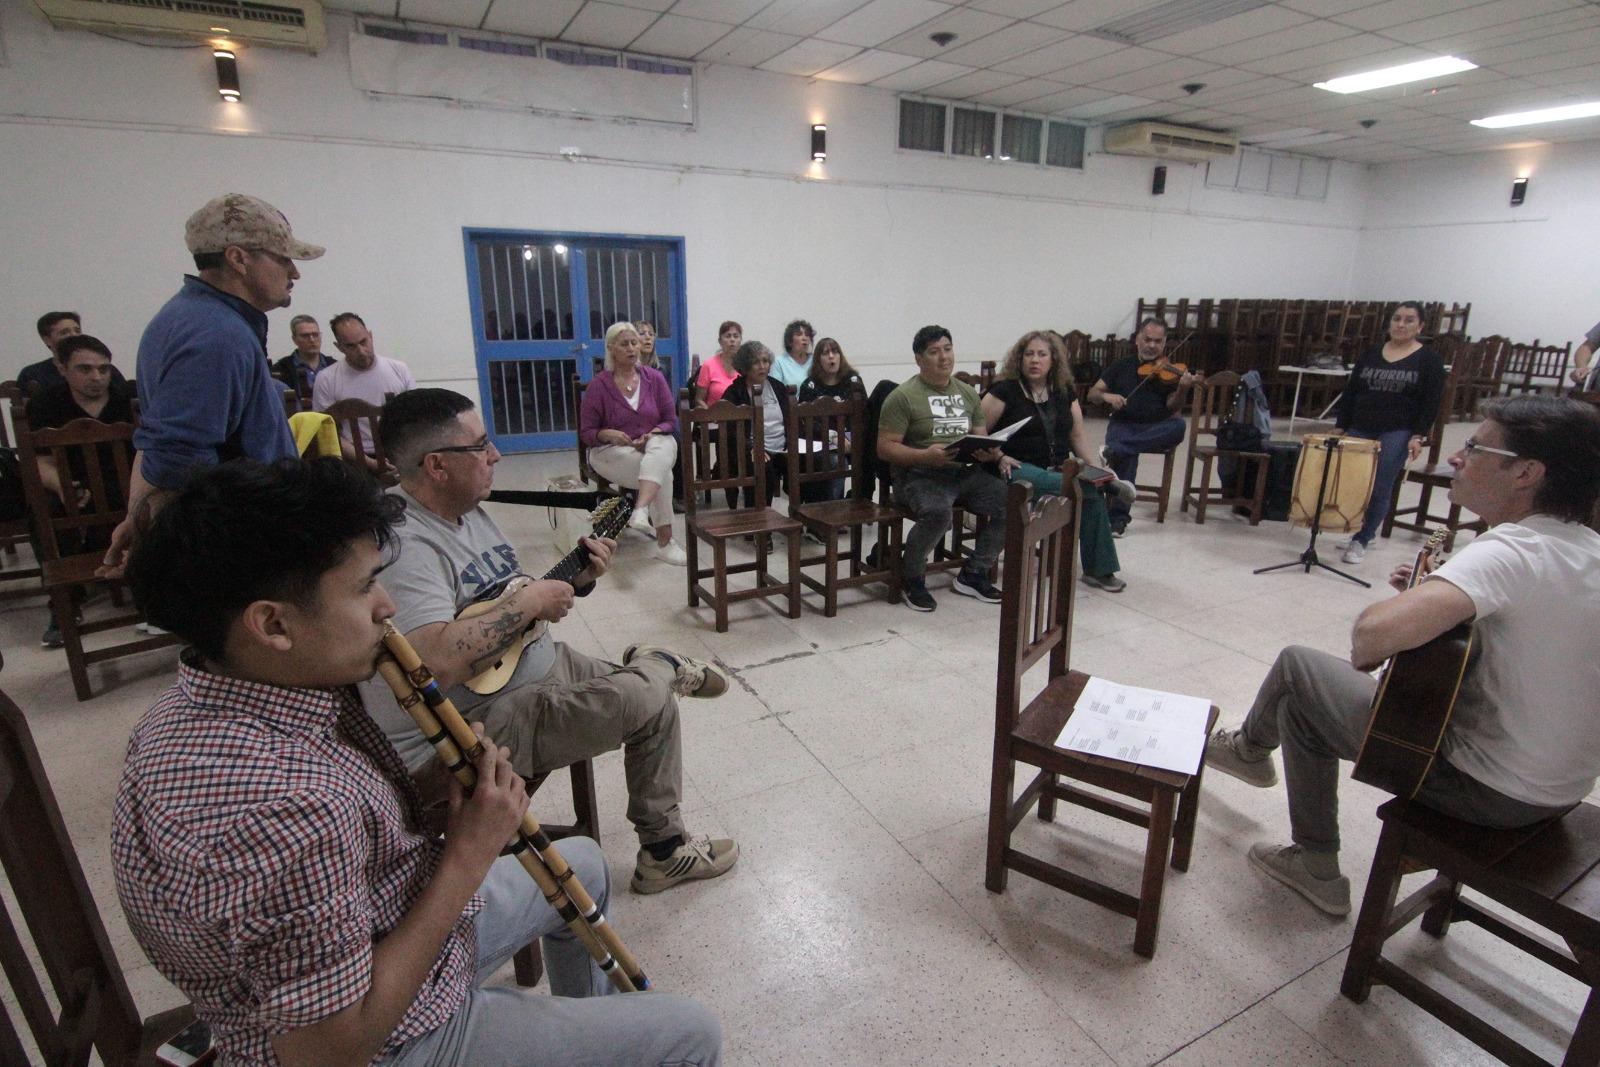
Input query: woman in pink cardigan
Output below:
<box><xmin>579</xmin><ymin>322</ymin><xmax>686</xmax><ymax>565</ymax></box>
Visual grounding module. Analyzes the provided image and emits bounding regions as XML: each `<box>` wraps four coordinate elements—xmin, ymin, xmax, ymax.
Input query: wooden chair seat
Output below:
<box><xmin>1342</xmin><ymin>797</ymin><xmax>1600</xmax><ymax>1066</ymax></box>
<box><xmin>986</xmin><ymin>480</ymin><xmax>1217</xmax><ymax>958</ymax></box>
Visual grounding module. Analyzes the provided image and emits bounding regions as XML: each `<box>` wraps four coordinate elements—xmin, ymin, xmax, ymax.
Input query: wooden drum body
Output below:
<box><xmin>1289</xmin><ymin>434</ymin><xmax>1379</xmax><ymax>533</ymax></box>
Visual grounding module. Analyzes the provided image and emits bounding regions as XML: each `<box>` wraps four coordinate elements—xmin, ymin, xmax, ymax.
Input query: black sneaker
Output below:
<box><xmin>952</xmin><ymin>568</ymin><xmax>1002</xmax><ymax>603</ymax></box>
<box><xmin>902</xmin><ymin>576</ymin><xmax>936</xmax><ymax>612</ymax></box>
<box><xmin>40</xmin><ymin>623</ymin><xmax>63</xmax><ymax>649</ymax></box>
<box><xmin>1110</xmin><ymin>516</ymin><xmax>1129</xmax><ymax>538</ymax></box>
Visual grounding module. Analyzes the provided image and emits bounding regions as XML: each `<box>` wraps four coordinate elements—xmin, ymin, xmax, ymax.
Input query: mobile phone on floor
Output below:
<box><xmin>155</xmin><ymin>1019</ymin><xmax>216</xmax><ymax>1067</ymax></box>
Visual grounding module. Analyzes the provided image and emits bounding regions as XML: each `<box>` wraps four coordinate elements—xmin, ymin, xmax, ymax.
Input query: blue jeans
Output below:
<box><xmin>383</xmin><ymin>840</ymin><xmax>721</xmax><ymax>1067</ymax></box>
<box><xmin>1103</xmin><ymin>416</ymin><xmax>1187</xmax><ymax>521</ymax></box>
<box><xmin>1346</xmin><ymin>427</ymin><xmax>1411</xmax><ymax>546</ymax></box>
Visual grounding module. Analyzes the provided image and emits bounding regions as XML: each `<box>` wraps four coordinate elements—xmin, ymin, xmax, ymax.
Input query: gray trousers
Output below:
<box><xmin>1240</xmin><ymin>645</ymin><xmax>1566</xmax><ymax>855</ymax></box>
<box><xmin>383</xmin><ymin>841</ymin><xmax>721</xmax><ymax>1067</ymax></box>
<box><xmin>474</xmin><ymin>644</ymin><xmax>685</xmax><ymax>847</ymax></box>
<box><xmin>892</xmin><ymin>464</ymin><xmax>1009</xmax><ymax>579</ymax></box>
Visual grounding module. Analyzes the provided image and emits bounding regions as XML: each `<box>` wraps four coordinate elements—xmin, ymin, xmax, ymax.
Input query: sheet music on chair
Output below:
<box><xmin>1056</xmin><ymin>677</ymin><xmax>1212</xmax><ymax>775</ymax></box>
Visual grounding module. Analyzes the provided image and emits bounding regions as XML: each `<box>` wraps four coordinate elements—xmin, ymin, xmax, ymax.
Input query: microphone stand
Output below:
<box><xmin>1254</xmin><ymin>435</ymin><xmax>1370</xmax><ymax>588</ymax></box>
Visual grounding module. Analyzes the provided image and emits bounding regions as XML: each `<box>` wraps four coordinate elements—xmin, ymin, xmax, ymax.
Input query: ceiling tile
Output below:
<box><xmin>815</xmin><ymin>0</ymin><xmax>952</xmax><ymax>47</ymax></box>
<box><xmin>1388</xmin><ymin>0</ymin><xmax>1575</xmax><ymax>41</ymax></box>
<box><xmin>480</xmin><ymin>0</ymin><xmax>581</xmax><ymax>37</ymax></box>
<box><xmin>1331</xmin><ymin>0</ymin><xmax>1479</xmax><ymax>32</ymax></box>
<box><xmin>867</xmin><ymin>58</ymin><xmax>977</xmax><ymax>90</ymax></box>
<box><xmin>1141</xmin><ymin>5</ymin><xmax>1311</xmax><ymax>55</ymax></box>
<box><xmin>606</xmin><ymin>0</ymin><xmax>675</xmax><ymax>9</ymax></box>
<box><xmin>668</xmin><ymin>0</ymin><xmax>770</xmax><ymax>20</ymax></box>
<box><xmin>919</xmin><ymin>68</ymin><xmax>1026</xmax><ymax>98</ymax></box>
<box><xmin>560</xmin><ymin>1</ymin><xmax>660</xmax><ymax>47</ymax></box>
<box><xmin>1056</xmin><ymin>43</ymin><xmax>1168</xmax><ymax>84</ymax></box>
<box><xmin>877</xmin><ymin>7</ymin><xmax>1015</xmax><ymax>57</ymax></box>
<box><xmin>1008</xmin><ymin>84</ymin><xmax>1110</xmax><ymax>112</ymax></box>
<box><xmin>1061</xmin><ymin>93</ymin><xmax>1156</xmax><ymax>117</ymax></box>
<box><xmin>1279</xmin><ymin>0</ymin><xmax>1376</xmax><ymax>15</ymax></box>
<box><xmin>969</xmin><ymin>0</ymin><xmax>1068</xmax><ymax>16</ymax></box>
<box><xmin>1090</xmin><ymin>56</ymin><xmax>1218</xmax><ymax>95</ymax></box>
<box><xmin>993</xmin><ymin>32</ymin><xmax>1123</xmax><ymax>76</ymax></box>
<box><xmin>758</xmin><ymin>38</ymin><xmax>865</xmax><ymax>75</ymax></box>
<box><xmin>338</xmin><ymin>0</ymin><xmax>398</xmax><ymax>13</ymax></box>
<box><xmin>627</xmin><ymin>13</ymin><xmax>732</xmax><ymax>57</ymax></box>
<box><xmin>1030</xmin><ymin>0</ymin><xmax>1161</xmax><ymax>33</ymax></box>
<box><xmin>1195</xmin><ymin>20</ymin><xmax>1357</xmax><ymax>66</ymax></box>
<box><xmin>967</xmin><ymin>77</ymin><xmax>1073</xmax><ymax>107</ymax></box>
<box><xmin>1250</xmin><ymin>36</ymin><xmax>1423</xmax><ymax>79</ymax></box>
<box><xmin>397</xmin><ymin>0</ymin><xmax>490</xmax><ymax>26</ymax></box>
<box><xmin>936</xmin><ymin>21</ymin><xmax>1069</xmax><ymax>66</ymax></box>
<box><xmin>814</xmin><ymin>47</ymin><xmax>925</xmax><ymax>82</ymax></box>
<box><xmin>696</xmin><ymin>26</ymin><xmax>802</xmax><ymax>65</ymax></box>
<box><xmin>748</xmin><ymin>0</ymin><xmax>877</xmax><ymax>37</ymax></box>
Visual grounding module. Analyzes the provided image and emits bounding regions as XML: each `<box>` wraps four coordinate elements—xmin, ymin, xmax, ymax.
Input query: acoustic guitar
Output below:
<box><xmin>459</xmin><ymin>495</ymin><xmax>631</xmax><ymax>695</ymax></box>
<box><xmin>1351</xmin><ymin>530</ymin><xmax>1476</xmax><ymax>798</ymax></box>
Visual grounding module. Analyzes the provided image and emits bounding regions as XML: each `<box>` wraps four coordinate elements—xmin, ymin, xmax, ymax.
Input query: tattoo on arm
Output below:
<box><xmin>459</xmin><ymin>609</ymin><xmax>528</xmax><ymax>674</ymax></box>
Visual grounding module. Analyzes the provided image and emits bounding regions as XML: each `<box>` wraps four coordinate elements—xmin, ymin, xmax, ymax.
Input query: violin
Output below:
<box><xmin>1135</xmin><ymin>358</ymin><xmax>1192</xmax><ymax>387</ymax></box>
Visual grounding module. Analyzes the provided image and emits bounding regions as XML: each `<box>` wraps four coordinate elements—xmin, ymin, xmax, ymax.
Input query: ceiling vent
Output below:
<box><xmin>30</xmin><ymin>0</ymin><xmax>326</xmax><ymax>52</ymax></box>
<box><xmin>1102</xmin><ymin>121</ymin><xmax>1239</xmax><ymax>162</ymax></box>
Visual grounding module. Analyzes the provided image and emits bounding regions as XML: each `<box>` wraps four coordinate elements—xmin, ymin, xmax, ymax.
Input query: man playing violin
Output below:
<box><xmin>361</xmin><ymin>389</ymin><xmax>740</xmax><ymax>896</ymax></box>
<box><xmin>1204</xmin><ymin>395</ymin><xmax>1600</xmax><ymax>917</ymax></box>
<box><xmin>113</xmin><ymin>457</ymin><xmax>722</xmax><ymax>1067</ymax></box>
<box><xmin>1088</xmin><ymin>318</ymin><xmax>1200</xmax><ymax>536</ymax></box>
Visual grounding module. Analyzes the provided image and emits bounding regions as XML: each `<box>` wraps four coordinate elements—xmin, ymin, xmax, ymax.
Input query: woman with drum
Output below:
<box><xmin>1329</xmin><ymin>300</ymin><xmax>1446</xmax><ymax>564</ymax></box>
<box><xmin>981</xmin><ymin>330</ymin><xmax>1136</xmax><ymax>592</ymax></box>
<box><xmin>579</xmin><ymin>322</ymin><xmax>687</xmax><ymax>565</ymax></box>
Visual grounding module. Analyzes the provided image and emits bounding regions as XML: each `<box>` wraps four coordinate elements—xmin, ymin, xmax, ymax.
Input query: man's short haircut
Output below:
<box><xmin>1478</xmin><ymin>395</ymin><xmax>1600</xmax><ymax>523</ymax></box>
<box><xmin>1136</xmin><ymin>317</ymin><xmax>1168</xmax><ymax>338</ymax></box>
<box><xmin>193</xmin><ymin>251</ymin><xmax>226</xmax><ymax>273</ymax></box>
<box><xmin>912</xmin><ymin>325</ymin><xmax>952</xmax><ymax>357</ymax></box>
<box><xmin>379</xmin><ymin>388</ymin><xmax>478</xmax><ymax>473</ymax></box>
<box><xmin>289</xmin><ymin>314</ymin><xmax>319</xmax><ymax>333</ymax></box>
<box><xmin>55</xmin><ymin>334</ymin><xmax>112</xmax><ymax>365</ymax></box>
<box><xmin>127</xmin><ymin>457</ymin><xmax>404</xmax><ymax>664</ymax></box>
<box><xmin>783</xmin><ymin>319</ymin><xmax>815</xmax><ymax>354</ymax></box>
<box><xmin>36</xmin><ymin>312</ymin><xmax>80</xmax><ymax>339</ymax></box>
<box><xmin>731</xmin><ymin>340</ymin><xmax>771</xmax><ymax>376</ymax></box>
<box><xmin>329</xmin><ymin>312</ymin><xmax>367</xmax><ymax>336</ymax></box>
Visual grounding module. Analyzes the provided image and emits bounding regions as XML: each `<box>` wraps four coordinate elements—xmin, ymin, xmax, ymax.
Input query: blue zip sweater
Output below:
<box><xmin>134</xmin><ymin>275</ymin><xmax>298</xmax><ymax>489</ymax></box>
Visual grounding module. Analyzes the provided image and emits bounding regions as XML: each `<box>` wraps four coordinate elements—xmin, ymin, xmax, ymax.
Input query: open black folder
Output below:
<box><xmin>945</xmin><ymin>417</ymin><xmax>1030</xmax><ymax>462</ymax></box>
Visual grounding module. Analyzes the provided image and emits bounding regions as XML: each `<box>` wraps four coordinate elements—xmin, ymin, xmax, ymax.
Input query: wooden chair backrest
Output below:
<box><xmin>683</xmin><ymin>399</ymin><xmax>772</xmax><ymax>517</ymax></box>
<box><xmin>0</xmin><ymin>382</ymin><xmax>21</xmax><ymax>449</ymax></box>
<box><xmin>995</xmin><ymin>478</ymin><xmax>1080</xmax><ymax>731</ymax></box>
<box><xmin>786</xmin><ymin>392</ymin><xmax>867</xmax><ymax>503</ymax></box>
<box><xmin>0</xmin><ymin>687</ymin><xmax>145</xmax><ymax>1066</ymax></box>
<box><xmin>1187</xmin><ymin>369</ymin><xmax>1245</xmax><ymax>442</ymax></box>
<box><xmin>322</xmin><ymin>397</ymin><xmax>388</xmax><ymax>465</ymax></box>
<box><xmin>11</xmin><ymin>405</ymin><xmax>135</xmax><ymax>564</ymax></box>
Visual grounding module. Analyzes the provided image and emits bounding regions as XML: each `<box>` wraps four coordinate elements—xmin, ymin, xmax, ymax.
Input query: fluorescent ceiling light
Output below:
<box><xmin>1314</xmin><ymin>56</ymin><xmax>1476</xmax><ymax>94</ymax></box>
<box><xmin>1471</xmin><ymin>102</ymin><xmax>1600</xmax><ymax>128</ymax></box>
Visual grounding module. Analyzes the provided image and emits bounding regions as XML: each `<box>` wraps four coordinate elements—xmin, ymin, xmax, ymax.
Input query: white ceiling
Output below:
<box><xmin>332</xmin><ymin>0</ymin><xmax>1600</xmax><ymax>164</ymax></box>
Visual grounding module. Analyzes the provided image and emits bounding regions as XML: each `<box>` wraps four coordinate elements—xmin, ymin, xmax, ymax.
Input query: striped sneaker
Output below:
<box><xmin>632</xmin><ymin>834</ymin><xmax>740</xmax><ymax>894</ymax></box>
<box><xmin>623</xmin><ymin>645</ymin><xmax>729</xmax><ymax>698</ymax></box>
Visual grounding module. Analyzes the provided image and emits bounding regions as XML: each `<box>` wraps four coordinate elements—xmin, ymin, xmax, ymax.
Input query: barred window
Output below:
<box><xmin>1046</xmin><ymin>122</ymin><xmax>1085</xmax><ymax>169</ymax></box>
<box><xmin>1001</xmin><ymin>114</ymin><xmax>1041</xmax><ymax>163</ymax></box>
<box><xmin>898</xmin><ymin>99</ymin><xmax>946</xmax><ymax>152</ymax></box>
<box><xmin>951</xmin><ymin>107</ymin><xmax>996</xmax><ymax>158</ymax></box>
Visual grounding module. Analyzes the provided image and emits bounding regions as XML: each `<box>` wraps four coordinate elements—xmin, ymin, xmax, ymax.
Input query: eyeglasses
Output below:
<box><xmin>423</xmin><ymin>441</ymin><xmax>492</xmax><ymax>464</ymax></box>
<box><xmin>1462</xmin><ymin>438</ymin><xmax>1519</xmax><ymax>460</ymax></box>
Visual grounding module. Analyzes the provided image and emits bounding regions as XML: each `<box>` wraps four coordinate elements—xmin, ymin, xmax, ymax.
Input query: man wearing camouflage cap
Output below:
<box><xmin>102</xmin><ymin>193</ymin><xmax>325</xmax><ymax>577</ymax></box>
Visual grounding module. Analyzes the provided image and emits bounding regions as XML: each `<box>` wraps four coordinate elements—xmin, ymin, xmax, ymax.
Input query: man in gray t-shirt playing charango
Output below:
<box><xmin>359</xmin><ymin>389</ymin><xmax>739</xmax><ymax>895</ymax></box>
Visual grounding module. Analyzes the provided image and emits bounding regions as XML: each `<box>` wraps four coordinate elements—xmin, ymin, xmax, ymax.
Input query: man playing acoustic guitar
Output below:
<box><xmin>360</xmin><ymin>389</ymin><xmax>739</xmax><ymax>895</ymax></box>
<box><xmin>1206</xmin><ymin>395</ymin><xmax>1600</xmax><ymax>916</ymax></box>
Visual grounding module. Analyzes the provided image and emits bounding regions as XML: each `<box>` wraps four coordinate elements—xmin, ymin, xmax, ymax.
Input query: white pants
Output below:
<box><xmin>588</xmin><ymin>435</ymin><xmax>678</xmax><ymax>531</ymax></box>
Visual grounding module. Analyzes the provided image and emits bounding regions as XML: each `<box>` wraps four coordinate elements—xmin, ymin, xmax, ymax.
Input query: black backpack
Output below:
<box><xmin>0</xmin><ymin>448</ymin><xmax>26</xmax><ymax>523</ymax></box>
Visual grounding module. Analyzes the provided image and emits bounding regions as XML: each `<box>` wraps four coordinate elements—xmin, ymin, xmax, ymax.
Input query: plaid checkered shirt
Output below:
<box><xmin>112</xmin><ymin>655</ymin><xmax>481</xmax><ymax>1066</ymax></box>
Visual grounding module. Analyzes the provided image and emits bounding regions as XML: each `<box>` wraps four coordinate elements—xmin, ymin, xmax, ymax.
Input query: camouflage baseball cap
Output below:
<box><xmin>184</xmin><ymin>193</ymin><xmax>325</xmax><ymax>260</ymax></box>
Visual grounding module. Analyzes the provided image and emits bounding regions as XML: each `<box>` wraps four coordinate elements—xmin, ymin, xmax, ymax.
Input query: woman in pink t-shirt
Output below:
<box><xmin>694</xmin><ymin>320</ymin><xmax>742</xmax><ymax>407</ymax></box>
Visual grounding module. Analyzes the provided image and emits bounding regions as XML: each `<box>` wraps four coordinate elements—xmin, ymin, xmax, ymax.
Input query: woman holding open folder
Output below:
<box><xmin>981</xmin><ymin>330</ymin><xmax>1135</xmax><ymax>592</ymax></box>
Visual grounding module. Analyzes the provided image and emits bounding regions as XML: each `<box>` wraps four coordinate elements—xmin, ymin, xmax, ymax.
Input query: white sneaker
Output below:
<box><xmin>1334</xmin><ymin>536</ymin><xmax>1355</xmax><ymax>551</ymax></box>
<box><xmin>1341</xmin><ymin>542</ymin><xmax>1366</xmax><ymax>564</ymax></box>
<box><xmin>628</xmin><ymin>507</ymin><xmax>653</xmax><ymax>536</ymax></box>
<box><xmin>655</xmin><ymin>539</ymin><xmax>688</xmax><ymax>566</ymax></box>
<box><xmin>1109</xmin><ymin>478</ymin><xmax>1137</xmax><ymax>506</ymax></box>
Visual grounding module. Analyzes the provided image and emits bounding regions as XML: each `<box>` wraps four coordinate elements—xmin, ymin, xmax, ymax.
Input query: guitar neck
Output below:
<box><xmin>544</xmin><ymin>542</ymin><xmax>593</xmax><ymax>584</ymax></box>
<box><xmin>540</xmin><ymin>496</ymin><xmax>631</xmax><ymax>585</ymax></box>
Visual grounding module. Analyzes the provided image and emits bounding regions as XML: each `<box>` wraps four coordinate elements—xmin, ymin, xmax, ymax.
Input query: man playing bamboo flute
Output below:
<box><xmin>112</xmin><ymin>457</ymin><xmax>721</xmax><ymax>1067</ymax></box>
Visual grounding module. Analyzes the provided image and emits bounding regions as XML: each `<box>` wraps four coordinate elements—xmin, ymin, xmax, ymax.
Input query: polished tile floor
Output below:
<box><xmin>2</xmin><ymin>415</ymin><xmax>1588</xmax><ymax>1066</ymax></box>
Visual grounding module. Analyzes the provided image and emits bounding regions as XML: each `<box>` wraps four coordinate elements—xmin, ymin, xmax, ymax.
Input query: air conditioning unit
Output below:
<box><xmin>1102</xmin><ymin>122</ymin><xmax>1238</xmax><ymax>163</ymax></box>
<box><xmin>31</xmin><ymin>0</ymin><xmax>325</xmax><ymax>52</ymax></box>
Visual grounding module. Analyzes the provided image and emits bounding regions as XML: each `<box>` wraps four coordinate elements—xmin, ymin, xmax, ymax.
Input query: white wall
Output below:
<box><xmin>1356</xmin><ymin>139</ymin><xmax>1600</xmax><ymax>346</ymax></box>
<box><xmin>0</xmin><ymin>0</ymin><xmax>1371</xmax><ymax>409</ymax></box>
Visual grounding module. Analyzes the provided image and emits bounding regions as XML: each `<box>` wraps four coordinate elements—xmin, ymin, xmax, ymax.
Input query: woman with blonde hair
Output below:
<box><xmin>579</xmin><ymin>321</ymin><xmax>686</xmax><ymax>565</ymax></box>
<box><xmin>981</xmin><ymin>330</ymin><xmax>1133</xmax><ymax>592</ymax></box>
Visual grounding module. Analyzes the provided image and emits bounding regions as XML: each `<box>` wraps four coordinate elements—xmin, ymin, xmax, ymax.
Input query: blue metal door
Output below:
<box><xmin>464</xmin><ymin>230</ymin><xmax>687</xmax><ymax>452</ymax></box>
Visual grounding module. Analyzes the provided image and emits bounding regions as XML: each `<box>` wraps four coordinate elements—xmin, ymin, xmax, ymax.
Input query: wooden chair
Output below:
<box><xmin>985</xmin><ymin>479</ymin><xmax>1217</xmax><ymax>958</ymax></box>
<box><xmin>12</xmin><ymin>409</ymin><xmax>181</xmax><ymax>701</ymax></box>
<box><xmin>1130</xmin><ymin>441</ymin><xmax>1179</xmax><ymax>524</ymax></box>
<box><xmin>322</xmin><ymin>398</ymin><xmax>399</xmax><ymax>487</ymax></box>
<box><xmin>682</xmin><ymin>400</ymin><xmax>802</xmax><ymax>632</ymax></box>
<box><xmin>571</xmin><ymin>375</ymin><xmax>615</xmax><ymax>496</ymax></box>
<box><xmin>0</xmin><ymin>686</ymin><xmax>194</xmax><ymax>1065</ymax></box>
<box><xmin>784</xmin><ymin>393</ymin><xmax>907</xmax><ymax>616</ymax></box>
<box><xmin>1382</xmin><ymin>350</ymin><xmax>1490</xmax><ymax>545</ymax></box>
<box><xmin>1342</xmin><ymin>797</ymin><xmax>1600</xmax><ymax>1067</ymax></box>
<box><xmin>0</xmin><ymin>382</ymin><xmax>44</xmax><ymax>601</ymax></box>
<box><xmin>1180</xmin><ymin>370</ymin><xmax>1270</xmax><ymax>525</ymax></box>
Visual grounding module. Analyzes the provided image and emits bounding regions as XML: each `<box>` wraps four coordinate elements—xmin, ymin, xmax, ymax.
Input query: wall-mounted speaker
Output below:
<box><xmin>1152</xmin><ymin>165</ymin><xmax>1167</xmax><ymax>196</ymax></box>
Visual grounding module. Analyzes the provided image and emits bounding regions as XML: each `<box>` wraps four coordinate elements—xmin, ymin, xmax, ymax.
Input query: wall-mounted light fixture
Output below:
<box><xmin>1511</xmin><ymin>177</ymin><xmax>1528</xmax><ymax>206</ymax></box>
<box><xmin>811</xmin><ymin>124</ymin><xmax>826</xmax><ymax>162</ymax></box>
<box><xmin>214</xmin><ymin>48</ymin><xmax>241</xmax><ymax>102</ymax></box>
